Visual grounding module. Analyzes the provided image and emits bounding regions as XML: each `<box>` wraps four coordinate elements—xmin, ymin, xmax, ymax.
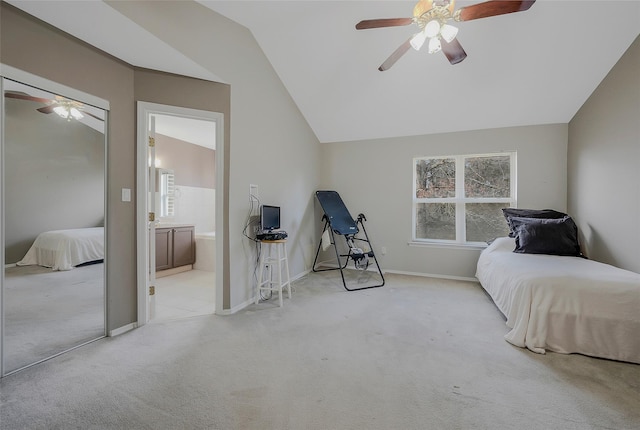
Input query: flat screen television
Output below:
<box><xmin>260</xmin><ymin>205</ymin><xmax>280</xmax><ymax>232</ymax></box>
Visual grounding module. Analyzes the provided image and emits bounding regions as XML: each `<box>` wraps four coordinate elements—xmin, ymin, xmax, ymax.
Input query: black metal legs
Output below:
<box><xmin>312</xmin><ymin>214</ymin><xmax>385</xmax><ymax>291</ymax></box>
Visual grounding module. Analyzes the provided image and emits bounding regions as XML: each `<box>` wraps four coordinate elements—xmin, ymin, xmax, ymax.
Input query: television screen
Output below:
<box><xmin>260</xmin><ymin>205</ymin><xmax>280</xmax><ymax>232</ymax></box>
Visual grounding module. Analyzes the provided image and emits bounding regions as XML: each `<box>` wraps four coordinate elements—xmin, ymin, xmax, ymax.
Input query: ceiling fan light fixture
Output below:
<box><xmin>53</xmin><ymin>105</ymin><xmax>70</xmax><ymax>119</ymax></box>
<box><xmin>424</xmin><ymin>19</ymin><xmax>441</xmax><ymax>38</ymax></box>
<box><xmin>440</xmin><ymin>24</ymin><xmax>458</xmax><ymax>43</ymax></box>
<box><xmin>428</xmin><ymin>37</ymin><xmax>442</xmax><ymax>54</ymax></box>
<box><xmin>410</xmin><ymin>30</ymin><xmax>428</xmax><ymax>50</ymax></box>
<box><xmin>70</xmin><ymin>107</ymin><xmax>84</xmax><ymax>120</ymax></box>
<box><xmin>53</xmin><ymin>102</ymin><xmax>84</xmax><ymax>121</ymax></box>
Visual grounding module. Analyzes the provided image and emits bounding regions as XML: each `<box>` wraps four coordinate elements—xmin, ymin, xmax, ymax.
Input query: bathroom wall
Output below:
<box><xmin>155</xmin><ymin>133</ymin><xmax>216</xmax><ymax>233</ymax></box>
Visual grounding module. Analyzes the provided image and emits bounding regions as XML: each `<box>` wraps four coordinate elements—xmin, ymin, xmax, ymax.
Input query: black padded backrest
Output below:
<box><xmin>315</xmin><ymin>191</ymin><xmax>359</xmax><ymax>236</ymax></box>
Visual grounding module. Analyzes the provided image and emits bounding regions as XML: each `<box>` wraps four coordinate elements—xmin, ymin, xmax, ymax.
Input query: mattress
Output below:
<box><xmin>476</xmin><ymin>237</ymin><xmax>640</xmax><ymax>363</ymax></box>
<box><xmin>17</xmin><ymin>227</ymin><xmax>104</xmax><ymax>271</ymax></box>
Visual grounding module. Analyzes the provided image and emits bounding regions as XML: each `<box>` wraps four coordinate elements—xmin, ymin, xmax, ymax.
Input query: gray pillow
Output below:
<box><xmin>502</xmin><ymin>208</ymin><xmax>568</xmax><ymax>238</ymax></box>
<box><xmin>509</xmin><ymin>216</ymin><xmax>581</xmax><ymax>257</ymax></box>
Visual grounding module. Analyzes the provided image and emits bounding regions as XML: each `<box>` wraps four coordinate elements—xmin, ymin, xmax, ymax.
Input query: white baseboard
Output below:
<box><xmin>216</xmin><ymin>270</ymin><xmax>310</xmax><ymax>315</ymax></box>
<box><xmin>383</xmin><ymin>269</ymin><xmax>478</xmax><ymax>283</ymax></box>
<box><xmin>108</xmin><ymin>322</ymin><xmax>138</xmax><ymax>337</ymax></box>
<box><xmin>156</xmin><ymin>265</ymin><xmax>193</xmax><ymax>278</ymax></box>
<box><xmin>216</xmin><ymin>297</ymin><xmax>254</xmax><ymax>315</ymax></box>
<box><xmin>313</xmin><ymin>262</ymin><xmax>383</xmax><ymax>274</ymax></box>
<box><xmin>314</xmin><ymin>255</ymin><xmax>475</xmax><ymax>282</ymax></box>
<box><xmin>292</xmin><ymin>269</ymin><xmax>310</xmax><ymax>281</ymax></box>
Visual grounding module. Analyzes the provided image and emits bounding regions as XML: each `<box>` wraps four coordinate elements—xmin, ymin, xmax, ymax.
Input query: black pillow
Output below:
<box><xmin>502</xmin><ymin>208</ymin><xmax>568</xmax><ymax>238</ymax></box>
<box><xmin>509</xmin><ymin>216</ymin><xmax>581</xmax><ymax>257</ymax></box>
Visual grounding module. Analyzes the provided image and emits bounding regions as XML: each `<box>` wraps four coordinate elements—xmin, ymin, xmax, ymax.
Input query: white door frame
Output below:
<box><xmin>136</xmin><ymin>101</ymin><xmax>224</xmax><ymax>325</ymax></box>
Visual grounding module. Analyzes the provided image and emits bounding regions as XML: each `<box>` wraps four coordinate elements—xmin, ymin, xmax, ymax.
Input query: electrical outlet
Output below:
<box><xmin>249</xmin><ymin>215</ymin><xmax>260</xmax><ymax>236</ymax></box>
<box><xmin>249</xmin><ymin>184</ymin><xmax>258</xmax><ymax>201</ymax></box>
<box><xmin>381</xmin><ymin>246</ymin><xmax>387</xmax><ymax>255</ymax></box>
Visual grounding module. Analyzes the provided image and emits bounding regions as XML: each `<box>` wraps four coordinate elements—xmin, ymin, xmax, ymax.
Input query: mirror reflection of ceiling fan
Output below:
<box><xmin>4</xmin><ymin>91</ymin><xmax>104</xmax><ymax>122</ymax></box>
<box><xmin>356</xmin><ymin>0</ymin><xmax>536</xmax><ymax>71</ymax></box>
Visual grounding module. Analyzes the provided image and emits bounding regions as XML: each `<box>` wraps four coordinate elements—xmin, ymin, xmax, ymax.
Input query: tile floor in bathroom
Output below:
<box><xmin>153</xmin><ymin>269</ymin><xmax>215</xmax><ymax>322</ymax></box>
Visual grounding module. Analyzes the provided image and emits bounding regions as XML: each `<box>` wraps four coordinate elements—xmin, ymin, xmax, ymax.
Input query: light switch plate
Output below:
<box><xmin>122</xmin><ymin>188</ymin><xmax>131</xmax><ymax>202</ymax></box>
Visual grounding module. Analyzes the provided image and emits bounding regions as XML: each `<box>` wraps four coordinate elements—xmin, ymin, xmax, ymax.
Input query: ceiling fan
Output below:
<box><xmin>356</xmin><ymin>0</ymin><xmax>536</xmax><ymax>71</ymax></box>
<box><xmin>4</xmin><ymin>91</ymin><xmax>104</xmax><ymax>121</ymax></box>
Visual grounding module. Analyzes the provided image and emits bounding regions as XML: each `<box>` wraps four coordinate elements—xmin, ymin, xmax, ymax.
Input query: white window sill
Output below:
<box><xmin>408</xmin><ymin>241</ymin><xmax>487</xmax><ymax>251</ymax></box>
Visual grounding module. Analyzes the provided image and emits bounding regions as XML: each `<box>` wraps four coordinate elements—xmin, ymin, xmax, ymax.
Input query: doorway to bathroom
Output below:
<box><xmin>136</xmin><ymin>102</ymin><xmax>224</xmax><ymax>325</ymax></box>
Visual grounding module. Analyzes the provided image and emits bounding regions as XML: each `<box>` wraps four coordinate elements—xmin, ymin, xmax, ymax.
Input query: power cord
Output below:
<box><xmin>242</xmin><ymin>194</ymin><xmax>260</xmax><ymax>242</ymax></box>
<box><xmin>242</xmin><ymin>194</ymin><xmax>273</xmax><ymax>301</ymax></box>
<box><xmin>257</xmin><ymin>242</ymin><xmax>274</xmax><ymax>301</ymax></box>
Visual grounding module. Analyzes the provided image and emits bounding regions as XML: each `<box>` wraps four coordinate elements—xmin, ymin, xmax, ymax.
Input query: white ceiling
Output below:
<box><xmin>154</xmin><ymin>114</ymin><xmax>216</xmax><ymax>150</ymax></box>
<box><xmin>4</xmin><ymin>78</ymin><xmax>106</xmax><ymax>133</ymax></box>
<box><xmin>8</xmin><ymin>0</ymin><xmax>640</xmax><ymax>143</ymax></box>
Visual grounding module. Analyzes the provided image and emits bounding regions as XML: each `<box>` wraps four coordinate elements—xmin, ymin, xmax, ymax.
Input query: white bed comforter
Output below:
<box><xmin>476</xmin><ymin>237</ymin><xmax>640</xmax><ymax>363</ymax></box>
<box><xmin>17</xmin><ymin>227</ymin><xmax>104</xmax><ymax>271</ymax></box>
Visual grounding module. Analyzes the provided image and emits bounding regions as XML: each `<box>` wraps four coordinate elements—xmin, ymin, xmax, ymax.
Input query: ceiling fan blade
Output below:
<box><xmin>455</xmin><ymin>0</ymin><xmax>535</xmax><ymax>22</ymax></box>
<box><xmin>441</xmin><ymin>38</ymin><xmax>467</xmax><ymax>65</ymax></box>
<box><xmin>378</xmin><ymin>38</ymin><xmax>412</xmax><ymax>71</ymax></box>
<box><xmin>356</xmin><ymin>18</ymin><xmax>413</xmax><ymax>30</ymax></box>
<box><xmin>37</xmin><ymin>105</ymin><xmax>56</xmax><ymax>114</ymax></box>
<box><xmin>4</xmin><ymin>91</ymin><xmax>52</xmax><ymax>104</ymax></box>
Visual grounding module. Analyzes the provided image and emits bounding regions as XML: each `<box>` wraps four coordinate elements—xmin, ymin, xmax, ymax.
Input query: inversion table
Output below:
<box><xmin>312</xmin><ymin>190</ymin><xmax>385</xmax><ymax>291</ymax></box>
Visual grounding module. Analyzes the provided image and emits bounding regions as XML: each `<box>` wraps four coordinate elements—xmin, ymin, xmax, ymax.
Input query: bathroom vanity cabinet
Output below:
<box><xmin>155</xmin><ymin>225</ymin><xmax>195</xmax><ymax>271</ymax></box>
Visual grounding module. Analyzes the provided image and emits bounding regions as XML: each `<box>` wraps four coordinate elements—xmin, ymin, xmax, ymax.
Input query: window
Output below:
<box><xmin>413</xmin><ymin>152</ymin><xmax>516</xmax><ymax>244</ymax></box>
<box><xmin>157</xmin><ymin>168</ymin><xmax>175</xmax><ymax>218</ymax></box>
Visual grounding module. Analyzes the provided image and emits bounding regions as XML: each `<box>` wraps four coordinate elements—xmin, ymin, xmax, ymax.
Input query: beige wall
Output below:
<box><xmin>568</xmin><ymin>36</ymin><xmax>640</xmax><ymax>273</ymax></box>
<box><xmin>1</xmin><ymin>3</ymin><xmax>232</xmax><ymax>327</ymax></box>
<box><xmin>4</xmin><ymin>96</ymin><xmax>105</xmax><ymax>263</ymax></box>
<box><xmin>5</xmin><ymin>0</ymin><xmax>635</xmax><ymax>331</ymax></box>
<box><xmin>109</xmin><ymin>1</ymin><xmax>322</xmax><ymax>310</ymax></box>
<box><xmin>155</xmin><ymin>134</ymin><xmax>215</xmax><ymax>189</ymax></box>
<box><xmin>322</xmin><ymin>124</ymin><xmax>569</xmax><ymax>279</ymax></box>
<box><xmin>133</xmin><ymin>68</ymin><xmax>231</xmax><ymax>307</ymax></box>
<box><xmin>2</xmin><ymin>0</ymin><xmax>321</xmax><ymax>320</ymax></box>
<box><xmin>1</xmin><ymin>3</ymin><xmax>136</xmax><ymax>330</ymax></box>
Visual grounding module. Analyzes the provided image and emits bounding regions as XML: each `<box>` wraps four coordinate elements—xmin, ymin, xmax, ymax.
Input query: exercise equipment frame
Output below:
<box><xmin>312</xmin><ymin>191</ymin><xmax>385</xmax><ymax>291</ymax></box>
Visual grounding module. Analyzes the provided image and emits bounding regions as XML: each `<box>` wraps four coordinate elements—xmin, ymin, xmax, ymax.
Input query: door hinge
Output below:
<box><xmin>149</xmin><ymin>285</ymin><xmax>155</xmax><ymax>296</ymax></box>
<box><xmin>149</xmin><ymin>212</ymin><xmax>155</xmax><ymax>222</ymax></box>
<box><xmin>148</xmin><ymin>136</ymin><xmax>155</xmax><ymax>147</ymax></box>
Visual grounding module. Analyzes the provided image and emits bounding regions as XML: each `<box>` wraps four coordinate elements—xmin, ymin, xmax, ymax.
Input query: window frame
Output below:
<box><xmin>411</xmin><ymin>152</ymin><xmax>517</xmax><ymax>246</ymax></box>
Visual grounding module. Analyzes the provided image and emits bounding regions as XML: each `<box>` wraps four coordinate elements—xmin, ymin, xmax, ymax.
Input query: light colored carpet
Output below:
<box><xmin>3</xmin><ymin>263</ymin><xmax>105</xmax><ymax>374</ymax></box>
<box><xmin>1</xmin><ymin>271</ymin><xmax>638</xmax><ymax>430</ymax></box>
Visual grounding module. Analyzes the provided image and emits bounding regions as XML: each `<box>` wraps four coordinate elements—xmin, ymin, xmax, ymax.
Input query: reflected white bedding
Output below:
<box><xmin>17</xmin><ymin>227</ymin><xmax>104</xmax><ymax>271</ymax></box>
<box><xmin>476</xmin><ymin>237</ymin><xmax>640</xmax><ymax>363</ymax></box>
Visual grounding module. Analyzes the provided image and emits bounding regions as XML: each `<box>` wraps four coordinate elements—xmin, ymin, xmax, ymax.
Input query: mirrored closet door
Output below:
<box><xmin>1</xmin><ymin>76</ymin><xmax>107</xmax><ymax>376</ymax></box>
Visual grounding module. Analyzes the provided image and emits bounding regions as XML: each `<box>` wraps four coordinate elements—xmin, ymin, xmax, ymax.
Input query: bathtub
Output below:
<box><xmin>194</xmin><ymin>232</ymin><xmax>215</xmax><ymax>272</ymax></box>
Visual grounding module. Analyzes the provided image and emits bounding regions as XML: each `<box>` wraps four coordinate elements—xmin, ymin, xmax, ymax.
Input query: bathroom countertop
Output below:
<box><xmin>152</xmin><ymin>223</ymin><xmax>195</xmax><ymax>229</ymax></box>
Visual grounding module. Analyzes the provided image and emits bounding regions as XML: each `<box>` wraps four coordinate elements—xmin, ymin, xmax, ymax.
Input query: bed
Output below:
<box><xmin>17</xmin><ymin>227</ymin><xmax>104</xmax><ymax>271</ymax></box>
<box><xmin>476</xmin><ymin>236</ymin><xmax>640</xmax><ymax>364</ymax></box>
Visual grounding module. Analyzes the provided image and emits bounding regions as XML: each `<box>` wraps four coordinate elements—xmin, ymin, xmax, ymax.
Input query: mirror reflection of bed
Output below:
<box><xmin>151</xmin><ymin>115</ymin><xmax>216</xmax><ymax>322</ymax></box>
<box><xmin>2</xmin><ymin>78</ymin><xmax>107</xmax><ymax>375</ymax></box>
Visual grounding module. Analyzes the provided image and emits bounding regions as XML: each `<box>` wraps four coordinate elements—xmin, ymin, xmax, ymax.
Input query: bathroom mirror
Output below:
<box><xmin>2</xmin><ymin>77</ymin><xmax>107</xmax><ymax>375</ymax></box>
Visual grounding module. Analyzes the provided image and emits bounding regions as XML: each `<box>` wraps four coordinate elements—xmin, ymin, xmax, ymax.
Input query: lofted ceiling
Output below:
<box><xmin>3</xmin><ymin>79</ymin><xmax>106</xmax><ymax>133</ymax></box>
<box><xmin>7</xmin><ymin>0</ymin><xmax>640</xmax><ymax>143</ymax></box>
<box><xmin>154</xmin><ymin>115</ymin><xmax>217</xmax><ymax>150</ymax></box>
